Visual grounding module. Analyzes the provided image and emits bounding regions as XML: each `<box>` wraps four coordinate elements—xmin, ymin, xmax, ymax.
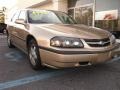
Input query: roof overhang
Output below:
<box><xmin>28</xmin><ymin>0</ymin><xmax>52</xmax><ymax>8</ymax></box>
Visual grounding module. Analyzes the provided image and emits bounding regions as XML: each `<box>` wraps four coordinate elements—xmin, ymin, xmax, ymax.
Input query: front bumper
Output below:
<box><xmin>39</xmin><ymin>44</ymin><xmax>119</xmax><ymax>68</ymax></box>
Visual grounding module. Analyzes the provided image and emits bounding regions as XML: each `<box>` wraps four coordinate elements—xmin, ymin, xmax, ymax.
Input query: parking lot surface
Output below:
<box><xmin>0</xmin><ymin>34</ymin><xmax>120</xmax><ymax>90</ymax></box>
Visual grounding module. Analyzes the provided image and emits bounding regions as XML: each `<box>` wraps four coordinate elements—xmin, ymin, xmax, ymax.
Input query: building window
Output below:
<box><xmin>74</xmin><ymin>5</ymin><xmax>93</xmax><ymax>26</ymax></box>
<box><xmin>95</xmin><ymin>20</ymin><xmax>118</xmax><ymax>31</ymax></box>
<box><xmin>68</xmin><ymin>9</ymin><xmax>74</xmax><ymax>18</ymax></box>
<box><xmin>95</xmin><ymin>10</ymin><xmax>120</xmax><ymax>38</ymax></box>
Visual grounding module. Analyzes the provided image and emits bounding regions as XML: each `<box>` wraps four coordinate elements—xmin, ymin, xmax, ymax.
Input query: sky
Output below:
<box><xmin>0</xmin><ymin>0</ymin><xmax>17</xmax><ymax>9</ymax></box>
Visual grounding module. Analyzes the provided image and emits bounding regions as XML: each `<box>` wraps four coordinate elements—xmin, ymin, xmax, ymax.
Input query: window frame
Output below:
<box><xmin>18</xmin><ymin>10</ymin><xmax>28</xmax><ymax>23</ymax></box>
<box><xmin>11</xmin><ymin>10</ymin><xmax>20</xmax><ymax>22</ymax></box>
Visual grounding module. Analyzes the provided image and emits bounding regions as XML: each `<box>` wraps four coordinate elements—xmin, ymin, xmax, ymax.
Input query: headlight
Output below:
<box><xmin>110</xmin><ymin>35</ymin><xmax>116</xmax><ymax>44</ymax></box>
<box><xmin>50</xmin><ymin>36</ymin><xmax>84</xmax><ymax>48</ymax></box>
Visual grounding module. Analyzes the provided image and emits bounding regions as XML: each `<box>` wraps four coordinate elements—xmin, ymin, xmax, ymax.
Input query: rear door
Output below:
<box><xmin>8</xmin><ymin>11</ymin><xmax>20</xmax><ymax>45</ymax></box>
<box><xmin>14</xmin><ymin>10</ymin><xmax>28</xmax><ymax>51</ymax></box>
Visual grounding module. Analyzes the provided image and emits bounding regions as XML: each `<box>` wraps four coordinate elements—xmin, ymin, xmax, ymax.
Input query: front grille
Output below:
<box><xmin>85</xmin><ymin>38</ymin><xmax>110</xmax><ymax>47</ymax></box>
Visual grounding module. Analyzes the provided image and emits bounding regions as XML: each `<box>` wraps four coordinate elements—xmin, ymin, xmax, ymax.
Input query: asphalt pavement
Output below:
<box><xmin>0</xmin><ymin>34</ymin><xmax>120</xmax><ymax>90</ymax></box>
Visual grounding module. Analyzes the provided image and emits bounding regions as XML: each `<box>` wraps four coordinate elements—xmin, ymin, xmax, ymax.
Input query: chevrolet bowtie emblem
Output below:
<box><xmin>99</xmin><ymin>41</ymin><xmax>104</xmax><ymax>45</ymax></box>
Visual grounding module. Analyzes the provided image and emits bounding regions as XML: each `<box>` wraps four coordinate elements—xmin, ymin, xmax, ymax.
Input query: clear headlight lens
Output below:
<box><xmin>50</xmin><ymin>36</ymin><xmax>84</xmax><ymax>48</ymax></box>
<box><xmin>110</xmin><ymin>35</ymin><xmax>116</xmax><ymax>44</ymax></box>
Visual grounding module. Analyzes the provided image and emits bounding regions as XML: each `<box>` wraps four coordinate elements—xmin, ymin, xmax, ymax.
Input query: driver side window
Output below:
<box><xmin>18</xmin><ymin>11</ymin><xmax>27</xmax><ymax>22</ymax></box>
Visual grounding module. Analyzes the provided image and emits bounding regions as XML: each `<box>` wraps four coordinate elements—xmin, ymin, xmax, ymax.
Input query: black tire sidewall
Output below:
<box><xmin>7</xmin><ymin>34</ymin><xmax>14</xmax><ymax>48</ymax></box>
<box><xmin>28</xmin><ymin>39</ymin><xmax>42</xmax><ymax>70</ymax></box>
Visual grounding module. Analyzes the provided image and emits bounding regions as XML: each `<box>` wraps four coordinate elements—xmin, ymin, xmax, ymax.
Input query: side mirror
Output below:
<box><xmin>15</xmin><ymin>19</ymin><xmax>26</xmax><ymax>25</ymax></box>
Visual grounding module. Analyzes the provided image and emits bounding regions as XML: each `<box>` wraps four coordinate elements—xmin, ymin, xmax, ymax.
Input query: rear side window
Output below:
<box><xmin>11</xmin><ymin>11</ymin><xmax>20</xmax><ymax>22</ymax></box>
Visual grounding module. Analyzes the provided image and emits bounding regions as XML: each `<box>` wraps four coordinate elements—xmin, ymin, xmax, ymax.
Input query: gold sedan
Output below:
<box><xmin>6</xmin><ymin>9</ymin><xmax>119</xmax><ymax>70</ymax></box>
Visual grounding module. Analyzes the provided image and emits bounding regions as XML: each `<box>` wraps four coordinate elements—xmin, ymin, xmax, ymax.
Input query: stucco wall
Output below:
<box><xmin>58</xmin><ymin>0</ymin><xmax>68</xmax><ymax>13</ymax></box>
<box><xmin>30</xmin><ymin>0</ymin><xmax>68</xmax><ymax>12</ymax></box>
<box><xmin>17</xmin><ymin>0</ymin><xmax>46</xmax><ymax>9</ymax></box>
<box><xmin>53</xmin><ymin>0</ymin><xmax>68</xmax><ymax>12</ymax></box>
<box><xmin>32</xmin><ymin>2</ymin><xmax>53</xmax><ymax>10</ymax></box>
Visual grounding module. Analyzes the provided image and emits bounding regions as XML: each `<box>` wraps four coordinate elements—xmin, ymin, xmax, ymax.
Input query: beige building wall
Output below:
<box><xmin>29</xmin><ymin>0</ymin><xmax>68</xmax><ymax>12</ymax></box>
<box><xmin>31</xmin><ymin>2</ymin><xmax>53</xmax><ymax>10</ymax></box>
<box><xmin>17</xmin><ymin>0</ymin><xmax>46</xmax><ymax>9</ymax></box>
<box><xmin>53</xmin><ymin>0</ymin><xmax>68</xmax><ymax>13</ymax></box>
<box><xmin>58</xmin><ymin>0</ymin><xmax>68</xmax><ymax>13</ymax></box>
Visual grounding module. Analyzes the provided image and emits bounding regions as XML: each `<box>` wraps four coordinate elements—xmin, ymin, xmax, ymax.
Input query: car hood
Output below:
<box><xmin>33</xmin><ymin>24</ymin><xmax>112</xmax><ymax>39</ymax></box>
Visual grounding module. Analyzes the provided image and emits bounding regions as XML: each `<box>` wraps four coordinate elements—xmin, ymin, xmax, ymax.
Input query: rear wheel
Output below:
<box><xmin>28</xmin><ymin>39</ymin><xmax>42</xmax><ymax>70</ymax></box>
<box><xmin>7</xmin><ymin>34</ymin><xmax>15</xmax><ymax>48</ymax></box>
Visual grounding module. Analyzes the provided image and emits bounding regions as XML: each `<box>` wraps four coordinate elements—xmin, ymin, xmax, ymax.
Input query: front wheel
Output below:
<box><xmin>7</xmin><ymin>34</ymin><xmax>15</xmax><ymax>48</ymax></box>
<box><xmin>28</xmin><ymin>39</ymin><xmax>42</xmax><ymax>70</ymax></box>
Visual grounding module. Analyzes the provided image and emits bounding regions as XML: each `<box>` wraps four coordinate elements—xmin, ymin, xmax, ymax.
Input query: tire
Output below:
<box><xmin>28</xmin><ymin>39</ymin><xmax>42</xmax><ymax>70</ymax></box>
<box><xmin>7</xmin><ymin>34</ymin><xmax>15</xmax><ymax>48</ymax></box>
<box><xmin>0</xmin><ymin>29</ymin><xmax>4</xmax><ymax>33</ymax></box>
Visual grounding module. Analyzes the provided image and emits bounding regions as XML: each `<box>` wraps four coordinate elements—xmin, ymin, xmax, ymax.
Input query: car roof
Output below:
<box><xmin>18</xmin><ymin>8</ymin><xmax>64</xmax><ymax>13</ymax></box>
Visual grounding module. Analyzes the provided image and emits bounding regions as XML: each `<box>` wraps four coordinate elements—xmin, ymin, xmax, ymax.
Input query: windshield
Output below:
<box><xmin>28</xmin><ymin>10</ymin><xmax>76</xmax><ymax>24</ymax></box>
